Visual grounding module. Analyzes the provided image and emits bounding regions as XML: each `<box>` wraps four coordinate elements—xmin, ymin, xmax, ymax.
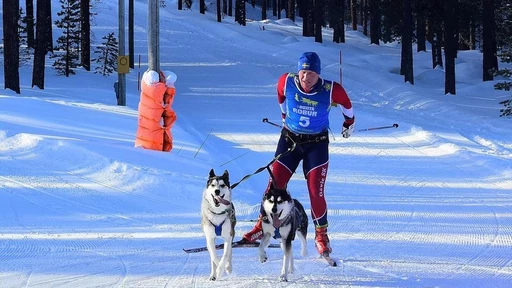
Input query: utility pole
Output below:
<box><xmin>148</xmin><ymin>0</ymin><xmax>160</xmax><ymax>71</ymax></box>
<box><xmin>129</xmin><ymin>0</ymin><xmax>134</xmax><ymax>68</ymax></box>
<box><xmin>118</xmin><ymin>0</ymin><xmax>127</xmax><ymax>106</ymax></box>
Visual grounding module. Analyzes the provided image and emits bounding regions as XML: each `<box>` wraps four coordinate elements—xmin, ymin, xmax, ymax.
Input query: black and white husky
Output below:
<box><xmin>201</xmin><ymin>169</ymin><xmax>236</xmax><ymax>281</ymax></box>
<box><xmin>259</xmin><ymin>182</ymin><xmax>308</xmax><ymax>282</ymax></box>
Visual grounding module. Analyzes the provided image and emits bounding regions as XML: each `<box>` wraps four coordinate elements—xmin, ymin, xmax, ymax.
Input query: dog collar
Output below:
<box><xmin>208</xmin><ymin>207</ymin><xmax>232</xmax><ymax>215</ymax></box>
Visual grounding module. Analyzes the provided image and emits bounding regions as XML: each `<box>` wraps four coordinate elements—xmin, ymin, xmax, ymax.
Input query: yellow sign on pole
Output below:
<box><xmin>117</xmin><ymin>55</ymin><xmax>129</xmax><ymax>74</ymax></box>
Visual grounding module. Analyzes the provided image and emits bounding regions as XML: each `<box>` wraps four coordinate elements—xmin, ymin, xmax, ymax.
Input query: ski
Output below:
<box><xmin>183</xmin><ymin>240</ymin><xmax>280</xmax><ymax>253</ymax></box>
<box><xmin>321</xmin><ymin>254</ymin><xmax>338</xmax><ymax>267</ymax></box>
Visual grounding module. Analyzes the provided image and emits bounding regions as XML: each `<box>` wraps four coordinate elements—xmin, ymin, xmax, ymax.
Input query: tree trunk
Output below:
<box><xmin>482</xmin><ymin>0</ymin><xmax>496</xmax><ymax>81</ymax></box>
<box><xmin>303</xmin><ymin>0</ymin><xmax>314</xmax><ymax>37</ymax></box>
<box><xmin>339</xmin><ymin>0</ymin><xmax>345</xmax><ymax>42</ymax></box>
<box><xmin>428</xmin><ymin>0</ymin><xmax>443</xmax><ymax>69</ymax></box>
<box><xmin>3</xmin><ymin>0</ymin><xmax>21</xmax><ymax>94</ymax></box>
<box><xmin>369</xmin><ymin>0</ymin><xmax>380</xmax><ymax>45</ymax></box>
<box><xmin>288</xmin><ymin>0</ymin><xmax>295</xmax><ymax>21</ymax></box>
<box><xmin>217</xmin><ymin>0</ymin><xmax>221</xmax><ymax>22</ymax></box>
<box><xmin>401</xmin><ymin>0</ymin><xmax>414</xmax><ymax>84</ymax></box>
<box><xmin>44</xmin><ymin>0</ymin><xmax>53</xmax><ymax>53</ymax></box>
<box><xmin>262</xmin><ymin>0</ymin><xmax>267</xmax><ymax>19</ymax></box>
<box><xmin>81</xmin><ymin>0</ymin><xmax>91</xmax><ymax>71</ymax></box>
<box><xmin>453</xmin><ymin>0</ymin><xmax>458</xmax><ymax>58</ymax></box>
<box><xmin>331</xmin><ymin>0</ymin><xmax>344</xmax><ymax>43</ymax></box>
<box><xmin>235</xmin><ymin>0</ymin><xmax>246</xmax><ymax>25</ymax></box>
<box><xmin>200</xmin><ymin>0</ymin><xmax>205</xmax><ymax>14</ymax></box>
<box><xmin>444</xmin><ymin>0</ymin><xmax>455</xmax><ymax>94</ymax></box>
<box><xmin>314</xmin><ymin>0</ymin><xmax>323</xmax><ymax>43</ymax></box>
<box><xmin>350</xmin><ymin>0</ymin><xmax>357</xmax><ymax>30</ymax></box>
<box><xmin>277</xmin><ymin>0</ymin><xmax>281</xmax><ymax>19</ymax></box>
<box><xmin>416</xmin><ymin>0</ymin><xmax>426</xmax><ymax>52</ymax></box>
<box><xmin>362</xmin><ymin>0</ymin><xmax>368</xmax><ymax>35</ymax></box>
<box><xmin>469</xmin><ymin>19</ymin><xmax>476</xmax><ymax>50</ymax></box>
<box><xmin>26</xmin><ymin>0</ymin><xmax>35</xmax><ymax>48</ymax></box>
<box><xmin>298</xmin><ymin>0</ymin><xmax>305</xmax><ymax>17</ymax></box>
<box><xmin>32</xmin><ymin>0</ymin><xmax>51</xmax><ymax>89</ymax></box>
<box><xmin>65</xmin><ymin>23</ymin><xmax>71</xmax><ymax>77</ymax></box>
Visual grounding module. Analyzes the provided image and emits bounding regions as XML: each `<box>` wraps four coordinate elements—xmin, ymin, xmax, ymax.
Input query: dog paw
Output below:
<box><xmin>259</xmin><ymin>252</ymin><xmax>268</xmax><ymax>263</ymax></box>
<box><xmin>209</xmin><ymin>275</ymin><xmax>216</xmax><ymax>281</ymax></box>
<box><xmin>279</xmin><ymin>274</ymin><xmax>288</xmax><ymax>282</ymax></box>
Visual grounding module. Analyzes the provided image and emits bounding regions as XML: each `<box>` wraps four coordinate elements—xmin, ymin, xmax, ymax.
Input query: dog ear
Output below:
<box><xmin>209</xmin><ymin>169</ymin><xmax>215</xmax><ymax>178</ymax></box>
<box><xmin>222</xmin><ymin>170</ymin><xmax>229</xmax><ymax>178</ymax></box>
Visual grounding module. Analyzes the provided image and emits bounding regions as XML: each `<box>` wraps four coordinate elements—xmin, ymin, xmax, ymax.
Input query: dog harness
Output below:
<box><xmin>262</xmin><ymin>208</ymin><xmax>301</xmax><ymax>240</ymax></box>
<box><xmin>214</xmin><ymin>220</ymin><xmax>225</xmax><ymax>236</ymax></box>
<box><xmin>208</xmin><ymin>204</ymin><xmax>235</xmax><ymax>236</ymax></box>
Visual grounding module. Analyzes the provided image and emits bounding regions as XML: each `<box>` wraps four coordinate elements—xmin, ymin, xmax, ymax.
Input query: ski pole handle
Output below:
<box><xmin>357</xmin><ymin>123</ymin><xmax>399</xmax><ymax>132</ymax></box>
<box><xmin>262</xmin><ymin>118</ymin><xmax>282</xmax><ymax>128</ymax></box>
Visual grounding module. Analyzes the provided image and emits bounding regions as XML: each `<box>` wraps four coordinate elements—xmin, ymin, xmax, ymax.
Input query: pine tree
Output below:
<box><xmin>496</xmin><ymin>55</ymin><xmax>512</xmax><ymax>116</ymax></box>
<box><xmin>495</xmin><ymin>0</ymin><xmax>512</xmax><ymax>116</ymax></box>
<box><xmin>18</xmin><ymin>7</ymin><xmax>33</xmax><ymax>67</ymax></box>
<box><xmin>52</xmin><ymin>0</ymin><xmax>81</xmax><ymax>77</ymax></box>
<box><xmin>482</xmin><ymin>0</ymin><xmax>497</xmax><ymax>81</ymax></box>
<box><xmin>93</xmin><ymin>32</ymin><xmax>118</xmax><ymax>76</ymax></box>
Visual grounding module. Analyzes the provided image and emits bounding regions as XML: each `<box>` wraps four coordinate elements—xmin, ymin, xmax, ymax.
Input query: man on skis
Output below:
<box><xmin>241</xmin><ymin>52</ymin><xmax>355</xmax><ymax>258</ymax></box>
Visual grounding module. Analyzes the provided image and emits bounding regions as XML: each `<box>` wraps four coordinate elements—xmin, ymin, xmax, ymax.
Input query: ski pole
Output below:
<box><xmin>262</xmin><ymin>118</ymin><xmax>282</xmax><ymax>128</ymax></box>
<box><xmin>357</xmin><ymin>123</ymin><xmax>399</xmax><ymax>132</ymax></box>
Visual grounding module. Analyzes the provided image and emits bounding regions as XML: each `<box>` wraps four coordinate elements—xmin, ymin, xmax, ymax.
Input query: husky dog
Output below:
<box><xmin>259</xmin><ymin>182</ymin><xmax>308</xmax><ymax>282</ymax></box>
<box><xmin>201</xmin><ymin>169</ymin><xmax>236</xmax><ymax>281</ymax></box>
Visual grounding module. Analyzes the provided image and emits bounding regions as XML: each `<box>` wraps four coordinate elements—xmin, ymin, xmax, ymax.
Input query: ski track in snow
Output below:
<box><xmin>2</xmin><ymin>106</ymin><xmax>512</xmax><ymax>287</ymax></box>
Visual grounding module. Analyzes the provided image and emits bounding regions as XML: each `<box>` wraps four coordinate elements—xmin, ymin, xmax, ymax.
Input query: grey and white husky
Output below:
<box><xmin>201</xmin><ymin>169</ymin><xmax>236</xmax><ymax>281</ymax></box>
<box><xmin>259</xmin><ymin>182</ymin><xmax>308</xmax><ymax>282</ymax></box>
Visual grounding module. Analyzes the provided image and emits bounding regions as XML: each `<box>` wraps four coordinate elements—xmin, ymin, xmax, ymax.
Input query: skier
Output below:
<box><xmin>241</xmin><ymin>52</ymin><xmax>355</xmax><ymax>258</ymax></box>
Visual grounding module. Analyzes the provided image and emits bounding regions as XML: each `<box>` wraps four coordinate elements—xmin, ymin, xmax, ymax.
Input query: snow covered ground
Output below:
<box><xmin>1</xmin><ymin>1</ymin><xmax>511</xmax><ymax>287</ymax></box>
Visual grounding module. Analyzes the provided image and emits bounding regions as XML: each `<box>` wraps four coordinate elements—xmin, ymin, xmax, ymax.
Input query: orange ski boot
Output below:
<box><xmin>241</xmin><ymin>216</ymin><xmax>263</xmax><ymax>243</ymax></box>
<box><xmin>315</xmin><ymin>226</ymin><xmax>332</xmax><ymax>256</ymax></box>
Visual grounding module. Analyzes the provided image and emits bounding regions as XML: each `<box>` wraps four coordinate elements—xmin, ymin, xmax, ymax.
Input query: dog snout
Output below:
<box><xmin>215</xmin><ymin>189</ymin><xmax>220</xmax><ymax>196</ymax></box>
<box><xmin>272</xmin><ymin>206</ymin><xmax>277</xmax><ymax>213</ymax></box>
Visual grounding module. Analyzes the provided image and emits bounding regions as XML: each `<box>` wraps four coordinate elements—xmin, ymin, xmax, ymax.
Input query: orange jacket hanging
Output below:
<box><xmin>135</xmin><ymin>71</ymin><xmax>177</xmax><ymax>151</ymax></box>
